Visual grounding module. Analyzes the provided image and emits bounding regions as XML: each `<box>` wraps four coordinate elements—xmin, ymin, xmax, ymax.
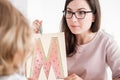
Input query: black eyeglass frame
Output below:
<box><xmin>63</xmin><ymin>10</ymin><xmax>93</xmax><ymax>19</ymax></box>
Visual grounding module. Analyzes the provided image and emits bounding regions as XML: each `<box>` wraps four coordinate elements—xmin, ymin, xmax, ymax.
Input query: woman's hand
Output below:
<box><xmin>64</xmin><ymin>74</ymin><xmax>83</xmax><ymax>80</ymax></box>
<box><xmin>32</xmin><ymin>19</ymin><xmax>42</xmax><ymax>34</ymax></box>
<box><xmin>27</xmin><ymin>78</ymin><xmax>34</xmax><ymax>80</ymax></box>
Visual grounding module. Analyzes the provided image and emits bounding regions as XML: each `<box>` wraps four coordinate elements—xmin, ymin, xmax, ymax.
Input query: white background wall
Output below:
<box><xmin>100</xmin><ymin>0</ymin><xmax>120</xmax><ymax>45</ymax></box>
<box><xmin>9</xmin><ymin>0</ymin><xmax>120</xmax><ymax>80</ymax></box>
<box><xmin>27</xmin><ymin>0</ymin><xmax>65</xmax><ymax>33</ymax></box>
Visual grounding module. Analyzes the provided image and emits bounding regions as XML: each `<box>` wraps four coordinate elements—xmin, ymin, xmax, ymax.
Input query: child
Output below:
<box><xmin>0</xmin><ymin>0</ymin><xmax>34</xmax><ymax>80</ymax></box>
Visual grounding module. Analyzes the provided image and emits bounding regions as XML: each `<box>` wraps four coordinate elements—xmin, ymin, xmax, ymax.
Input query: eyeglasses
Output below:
<box><xmin>63</xmin><ymin>10</ymin><xmax>93</xmax><ymax>19</ymax></box>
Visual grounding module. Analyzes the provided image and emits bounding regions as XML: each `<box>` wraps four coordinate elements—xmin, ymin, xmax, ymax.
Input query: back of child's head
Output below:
<box><xmin>0</xmin><ymin>0</ymin><xmax>33</xmax><ymax>76</ymax></box>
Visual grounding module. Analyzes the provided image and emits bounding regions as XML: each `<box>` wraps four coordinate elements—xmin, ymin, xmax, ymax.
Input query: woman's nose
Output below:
<box><xmin>71</xmin><ymin>14</ymin><xmax>78</xmax><ymax>22</ymax></box>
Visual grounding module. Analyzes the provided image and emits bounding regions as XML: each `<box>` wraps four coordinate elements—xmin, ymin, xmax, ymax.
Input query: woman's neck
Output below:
<box><xmin>76</xmin><ymin>32</ymin><xmax>96</xmax><ymax>45</ymax></box>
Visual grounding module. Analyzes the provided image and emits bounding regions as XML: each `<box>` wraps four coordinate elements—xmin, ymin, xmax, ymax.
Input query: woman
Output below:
<box><xmin>62</xmin><ymin>0</ymin><xmax>120</xmax><ymax>80</ymax></box>
<box><xmin>31</xmin><ymin>0</ymin><xmax>120</xmax><ymax>80</ymax></box>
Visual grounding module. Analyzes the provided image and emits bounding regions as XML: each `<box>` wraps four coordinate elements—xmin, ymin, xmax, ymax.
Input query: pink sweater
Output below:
<box><xmin>67</xmin><ymin>31</ymin><xmax>120</xmax><ymax>80</ymax></box>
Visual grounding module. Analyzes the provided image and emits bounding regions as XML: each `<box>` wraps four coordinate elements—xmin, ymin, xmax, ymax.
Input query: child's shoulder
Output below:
<box><xmin>0</xmin><ymin>73</ymin><xmax>27</xmax><ymax>80</ymax></box>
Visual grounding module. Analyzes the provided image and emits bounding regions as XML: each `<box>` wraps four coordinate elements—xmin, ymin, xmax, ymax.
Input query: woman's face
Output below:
<box><xmin>66</xmin><ymin>0</ymin><xmax>95</xmax><ymax>35</ymax></box>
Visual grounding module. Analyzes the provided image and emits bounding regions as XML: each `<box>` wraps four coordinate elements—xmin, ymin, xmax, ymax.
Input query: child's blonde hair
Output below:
<box><xmin>0</xmin><ymin>0</ymin><xmax>33</xmax><ymax>76</ymax></box>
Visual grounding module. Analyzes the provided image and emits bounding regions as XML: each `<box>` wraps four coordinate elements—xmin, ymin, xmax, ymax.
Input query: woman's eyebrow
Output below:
<box><xmin>66</xmin><ymin>7</ymin><xmax>72</xmax><ymax>10</ymax></box>
<box><xmin>66</xmin><ymin>7</ymin><xmax>87</xmax><ymax>11</ymax></box>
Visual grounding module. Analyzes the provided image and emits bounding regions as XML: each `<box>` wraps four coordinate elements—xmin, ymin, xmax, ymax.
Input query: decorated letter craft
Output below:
<box><xmin>26</xmin><ymin>33</ymin><xmax>68</xmax><ymax>80</ymax></box>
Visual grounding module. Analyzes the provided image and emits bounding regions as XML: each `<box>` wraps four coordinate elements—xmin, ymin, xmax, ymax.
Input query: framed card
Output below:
<box><xmin>26</xmin><ymin>32</ymin><xmax>68</xmax><ymax>80</ymax></box>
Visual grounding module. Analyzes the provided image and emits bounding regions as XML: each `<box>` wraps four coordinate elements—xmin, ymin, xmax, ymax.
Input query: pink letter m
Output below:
<box><xmin>32</xmin><ymin>37</ymin><xmax>64</xmax><ymax>79</ymax></box>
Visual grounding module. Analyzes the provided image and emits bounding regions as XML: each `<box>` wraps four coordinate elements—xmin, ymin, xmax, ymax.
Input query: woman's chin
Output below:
<box><xmin>71</xmin><ymin>31</ymin><xmax>82</xmax><ymax>35</ymax></box>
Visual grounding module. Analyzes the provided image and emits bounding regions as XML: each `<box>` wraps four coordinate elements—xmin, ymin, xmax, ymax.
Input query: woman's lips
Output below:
<box><xmin>71</xmin><ymin>25</ymin><xmax>79</xmax><ymax>28</ymax></box>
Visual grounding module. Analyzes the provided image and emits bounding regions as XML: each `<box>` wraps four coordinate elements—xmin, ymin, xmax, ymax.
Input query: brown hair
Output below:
<box><xmin>0</xmin><ymin>0</ymin><xmax>33</xmax><ymax>76</ymax></box>
<box><xmin>61</xmin><ymin>0</ymin><xmax>101</xmax><ymax>57</ymax></box>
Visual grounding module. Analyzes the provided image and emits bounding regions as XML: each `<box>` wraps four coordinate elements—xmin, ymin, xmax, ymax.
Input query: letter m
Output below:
<box><xmin>32</xmin><ymin>37</ymin><xmax>64</xmax><ymax>79</ymax></box>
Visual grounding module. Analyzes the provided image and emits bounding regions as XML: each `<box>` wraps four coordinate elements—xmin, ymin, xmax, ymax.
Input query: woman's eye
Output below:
<box><xmin>67</xmin><ymin>11</ymin><xmax>72</xmax><ymax>14</ymax></box>
<box><xmin>78</xmin><ymin>11</ymin><xmax>85</xmax><ymax>15</ymax></box>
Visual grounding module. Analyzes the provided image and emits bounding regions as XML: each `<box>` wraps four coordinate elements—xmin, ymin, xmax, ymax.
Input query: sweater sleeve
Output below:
<box><xmin>106</xmin><ymin>38</ymin><xmax>120</xmax><ymax>78</ymax></box>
